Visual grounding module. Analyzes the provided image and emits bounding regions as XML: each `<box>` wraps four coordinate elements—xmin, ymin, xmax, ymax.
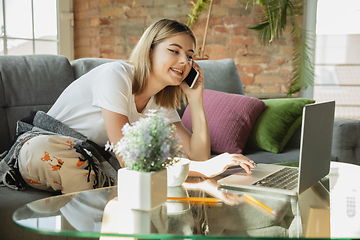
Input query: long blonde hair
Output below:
<box><xmin>129</xmin><ymin>19</ymin><xmax>196</xmax><ymax>109</ymax></box>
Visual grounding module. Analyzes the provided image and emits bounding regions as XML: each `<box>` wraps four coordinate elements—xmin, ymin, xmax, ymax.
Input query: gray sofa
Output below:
<box><xmin>1</xmin><ymin>55</ymin><xmax>359</xmax><ymax>240</ymax></box>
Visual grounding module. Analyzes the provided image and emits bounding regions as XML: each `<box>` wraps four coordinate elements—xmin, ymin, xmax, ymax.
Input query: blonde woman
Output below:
<box><xmin>16</xmin><ymin>19</ymin><xmax>256</xmax><ymax>194</ymax></box>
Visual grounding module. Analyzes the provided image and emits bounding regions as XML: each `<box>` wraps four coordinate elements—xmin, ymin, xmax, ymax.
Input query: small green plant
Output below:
<box><xmin>105</xmin><ymin>109</ymin><xmax>182</xmax><ymax>172</ymax></box>
<box><xmin>187</xmin><ymin>0</ymin><xmax>211</xmax><ymax>30</ymax></box>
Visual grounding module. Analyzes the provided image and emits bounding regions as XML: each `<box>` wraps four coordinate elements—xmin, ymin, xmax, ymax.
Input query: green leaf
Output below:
<box><xmin>186</xmin><ymin>0</ymin><xmax>211</xmax><ymax>29</ymax></box>
<box><xmin>248</xmin><ymin>22</ymin><xmax>269</xmax><ymax>31</ymax></box>
<box><xmin>287</xmin><ymin>27</ymin><xmax>315</xmax><ymax>97</ymax></box>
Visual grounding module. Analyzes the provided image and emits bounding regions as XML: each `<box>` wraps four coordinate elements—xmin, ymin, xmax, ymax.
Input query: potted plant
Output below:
<box><xmin>106</xmin><ymin>109</ymin><xmax>183</xmax><ymax>211</ymax></box>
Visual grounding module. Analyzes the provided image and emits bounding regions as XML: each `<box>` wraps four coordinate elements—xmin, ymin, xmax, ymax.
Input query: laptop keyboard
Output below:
<box><xmin>252</xmin><ymin>167</ymin><xmax>299</xmax><ymax>190</ymax></box>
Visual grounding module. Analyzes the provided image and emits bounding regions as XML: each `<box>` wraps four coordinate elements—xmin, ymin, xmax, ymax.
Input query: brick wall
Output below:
<box><xmin>73</xmin><ymin>0</ymin><xmax>298</xmax><ymax>96</ymax></box>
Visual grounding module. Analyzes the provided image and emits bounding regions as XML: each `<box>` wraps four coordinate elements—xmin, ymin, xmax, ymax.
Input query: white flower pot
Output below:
<box><xmin>117</xmin><ymin>168</ymin><xmax>167</xmax><ymax>211</ymax></box>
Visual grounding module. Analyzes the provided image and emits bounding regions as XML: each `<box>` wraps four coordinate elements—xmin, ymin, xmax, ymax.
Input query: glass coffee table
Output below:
<box><xmin>12</xmin><ymin>162</ymin><xmax>360</xmax><ymax>239</ymax></box>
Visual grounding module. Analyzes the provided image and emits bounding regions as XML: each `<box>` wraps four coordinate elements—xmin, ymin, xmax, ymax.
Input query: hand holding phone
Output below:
<box><xmin>184</xmin><ymin>66</ymin><xmax>199</xmax><ymax>88</ymax></box>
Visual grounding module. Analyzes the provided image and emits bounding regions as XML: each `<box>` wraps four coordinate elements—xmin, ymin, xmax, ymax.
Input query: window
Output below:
<box><xmin>314</xmin><ymin>0</ymin><xmax>360</xmax><ymax>119</ymax></box>
<box><xmin>303</xmin><ymin>0</ymin><xmax>360</xmax><ymax>119</ymax></box>
<box><xmin>0</xmin><ymin>0</ymin><xmax>73</xmax><ymax>60</ymax></box>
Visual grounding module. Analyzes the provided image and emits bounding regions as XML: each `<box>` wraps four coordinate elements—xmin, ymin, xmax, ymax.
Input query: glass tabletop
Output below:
<box><xmin>12</xmin><ymin>162</ymin><xmax>360</xmax><ymax>239</ymax></box>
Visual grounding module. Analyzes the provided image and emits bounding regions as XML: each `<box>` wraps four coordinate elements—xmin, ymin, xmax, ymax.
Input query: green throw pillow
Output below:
<box><xmin>246</xmin><ymin>98</ymin><xmax>315</xmax><ymax>153</ymax></box>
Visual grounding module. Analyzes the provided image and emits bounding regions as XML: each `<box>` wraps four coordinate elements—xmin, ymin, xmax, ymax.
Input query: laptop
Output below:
<box><xmin>217</xmin><ymin>101</ymin><xmax>335</xmax><ymax>196</ymax></box>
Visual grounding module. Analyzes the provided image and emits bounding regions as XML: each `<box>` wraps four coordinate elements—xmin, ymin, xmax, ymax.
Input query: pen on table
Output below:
<box><xmin>244</xmin><ymin>193</ymin><xmax>278</xmax><ymax>216</ymax></box>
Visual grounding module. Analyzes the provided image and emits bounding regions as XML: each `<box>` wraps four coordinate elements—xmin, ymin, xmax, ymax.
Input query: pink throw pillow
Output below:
<box><xmin>181</xmin><ymin>89</ymin><xmax>266</xmax><ymax>154</ymax></box>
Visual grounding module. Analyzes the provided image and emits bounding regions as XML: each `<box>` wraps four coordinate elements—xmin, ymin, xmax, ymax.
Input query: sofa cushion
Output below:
<box><xmin>181</xmin><ymin>89</ymin><xmax>266</xmax><ymax>154</ymax></box>
<box><xmin>246</xmin><ymin>98</ymin><xmax>316</xmax><ymax>154</ymax></box>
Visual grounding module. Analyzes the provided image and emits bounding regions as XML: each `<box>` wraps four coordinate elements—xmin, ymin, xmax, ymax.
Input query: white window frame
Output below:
<box><xmin>0</xmin><ymin>0</ymin><xmax>73</xmax><ymax>60</ymax></box>
<box><xmin>300</xmin><ymin>0</ymin><xmax>317</xmax><ymax>99</ymax></box>
<box><xmin>58</xmin><ymin>0</ymin><xmax>74</xmax><ymax>61</ymax></box>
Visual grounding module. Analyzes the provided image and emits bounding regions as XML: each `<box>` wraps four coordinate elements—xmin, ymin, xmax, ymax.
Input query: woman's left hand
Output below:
<box><xmin>189</xmin><ymin>153</ymin><xmax>257</xmax><ymax>178</ymax></box>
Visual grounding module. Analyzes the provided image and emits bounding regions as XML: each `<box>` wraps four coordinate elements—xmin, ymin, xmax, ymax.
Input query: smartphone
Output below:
<box><xmin>184</xmin><ymin>67</ymin><xmax>199</xmax><ymax>88</ymax></box>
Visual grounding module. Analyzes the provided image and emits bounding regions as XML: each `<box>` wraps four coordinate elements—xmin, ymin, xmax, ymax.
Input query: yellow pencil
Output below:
<box><xmin>244</xmin><ymin>193</ymin><xmax>278</xmax><ymax>216</ymax></box>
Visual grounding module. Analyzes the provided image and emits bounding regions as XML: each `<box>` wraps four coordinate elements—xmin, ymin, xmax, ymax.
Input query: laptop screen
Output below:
<box><xmin>298</xmin><ymin>101</ymin><xmax>335</xmax><ymax>194</ymax></box>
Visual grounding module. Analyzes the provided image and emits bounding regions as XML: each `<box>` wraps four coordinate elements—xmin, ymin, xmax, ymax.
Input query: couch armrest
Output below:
<box><xmin>331</xmin><ymin>118</ymin><xmax>360</xmax><ymax>165</ymax></box>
